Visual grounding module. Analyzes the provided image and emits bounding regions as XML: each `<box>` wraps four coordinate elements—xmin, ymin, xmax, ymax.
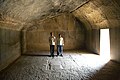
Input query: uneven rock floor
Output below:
<box><xmin>0</xmin><ymin>52</ymin><xmax>120</xmax><ymax>80</ymax></box>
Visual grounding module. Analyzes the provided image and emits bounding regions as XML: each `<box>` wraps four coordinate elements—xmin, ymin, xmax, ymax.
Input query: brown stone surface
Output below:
<box><xmin>110</xmin><ymin>27</ymin><xmax>120</xmax><ymax>62</ymax></box>
<box><xmin>0</xmin><ymin>0</ymin><xmax>89</xmax><ymax>23</ymax></box>
<box><xmin>23</xmin><ymin>13</ymin><xmax>86</xmax><ymax>52</ymax></box>
<box><xmin>1</xmin><ymin>0</ymin><xmax>120</xmax><ymax>30</ymax></box>
<box><xmin>0</xmin><ymin>25</ymin><xmax>21</xmax><ymax>71</ymax></box>
<box><xmin>73</xmin><ymin>0</ymin><xmax>120</xmax><ymax>29</ymax></box>
<box><xmin>85</xmin><ymin>29</ymin><xmax>100</xmax><ymax>54</ymax></box>
<box><xmin>0</xmin><ymin>0</ymin><xmax>120</xmax><ymax>71</ymax></box>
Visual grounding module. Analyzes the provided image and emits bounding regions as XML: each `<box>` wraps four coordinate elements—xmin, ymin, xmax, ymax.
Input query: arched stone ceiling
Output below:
<box><xmin>73</xmin><ymin>0</ymin><xmax>120</xmax><ymax>29</ymax></box>
<box><xmin>0</xmin><ymin>0</ymin><xmax>120</xmax><ymax>29</ymax></box>
<box><xmin>0</xmin><ymin>0</ymin><xmax>89</xmax><ymax>23</ymax></box>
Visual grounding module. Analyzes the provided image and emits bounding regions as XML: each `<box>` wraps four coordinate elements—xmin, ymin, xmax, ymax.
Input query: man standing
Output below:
<box><xmin>49</xmin><ymin>32</ymin><xmax>56</xmax><ymax>57</ymax></box>
<box><xmin>57</xmin><ymin>34</ymin><xmax>64</xmax><ymax>57</ymax></box>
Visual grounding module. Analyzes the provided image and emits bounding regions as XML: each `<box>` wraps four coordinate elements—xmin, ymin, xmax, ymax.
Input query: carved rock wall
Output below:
<box><xmin>0</xmin><ymin>24</ymin><xmax>21</xmax><ymax>71</ymax></box>
<box><xmin>0</xmin><ymin>0</ymin><xmax>120</xmax><ymax>70</ymax></box>
<box><xmin>23</xmin><ymin>13</ymin><xmax>86</xmax><ymax>52</ymax></box>
<box><xmin>73</xmin><ymin>0</ymin><xmax>120</xmax><ymax>60</ymax></box>
<box><xmin>110</xmin><ymin>28</ymin><xmax>120</xmax><ymax>62</ymax></box>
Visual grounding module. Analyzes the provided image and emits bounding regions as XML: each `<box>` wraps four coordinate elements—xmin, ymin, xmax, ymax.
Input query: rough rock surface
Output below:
<box><xmin>0</xmin><ymin>52</ymin><xmax>120</xmax><ymax>80</ymax></box>
<box><xmin>0</xmin><ymin>0</ymin><xmax>120</xmax><ymax>29</ymax></box>
<box><xmin>23</xmin><ymin>13</ymin><xmax>86</xmax><ymax>52</ymax></box>
<box><xmin>73</xmin><ymin>0</ymin><xmax>120</xmax><ymax>29</ymax></box>
<box><xmin>0</xmin><ymin>0</ymin><xmax>89</xmax><ymax>23</ymax></box>
<box><xmin>0</xmin><ymin>24</ymin><xmax>21</xmax><ymax>71</ymax></box>
<box><xmin>0</xmin><ymin>0</ymin><xmax>120</xmax><ymax>74</ymax></box>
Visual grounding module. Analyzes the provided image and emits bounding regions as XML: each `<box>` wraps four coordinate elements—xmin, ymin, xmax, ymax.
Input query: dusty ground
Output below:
<box><xmin>0</xmin><ymin>52</ymin><xmax>120</xmax><ymax>80</ymax></box>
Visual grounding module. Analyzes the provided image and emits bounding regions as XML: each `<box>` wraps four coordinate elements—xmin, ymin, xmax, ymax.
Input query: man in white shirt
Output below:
<box><xmin>57</xmin><ymin>34</ymin><xmax>64</xmax><ymax>56</ymax></box>
<box><xmin>49</xmin><ymin>32</ymin><xmax>56</xmax><ymax>57</ymax></box>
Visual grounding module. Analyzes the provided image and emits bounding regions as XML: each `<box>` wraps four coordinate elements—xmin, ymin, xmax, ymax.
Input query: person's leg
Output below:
<box><xmin>61</xmin><ymin>46</ymin><xmax>63</xmax><ymax>55</ymax></box>
<box><xmin>53</xmin><ymin>45</ymin><xmax>54</xmax><ymax>57</ymax></box>
<box><xmin>50</xmin><ymin>45</ymin><xmax>52</xmax><ymax>57</ymax></box>
<box><xmin>57</xmin><ymin>45</ymin><xmax>59</xmax><ymax>56</ymax></box>
<box><xmin>58</xmin><ymin>45</ymin><xmax>61</xmax><ymax>55</ymax></box>
<box><xmin>51</xmin><ymin>45</ymin><xmax>54</xmax><ymax>57</ymax></box>
<box><xmin>60</xmin><ymin>46</ymin><xmax>63</xmax><ymax>56</ymax></box>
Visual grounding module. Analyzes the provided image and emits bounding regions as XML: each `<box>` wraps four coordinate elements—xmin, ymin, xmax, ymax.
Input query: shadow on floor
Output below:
<box><xmin>22</xmin><ymin>51</ymin><xmax>67</xmax><ymax>57</ymax></box>
<box><xmin>89</xmin><ymin>60</ymin><xmax>120</xmax><ymax>80</ymax></box>
<box><xmin>22</xmin><ymin>54</ymin><xmax>59</xmax><ymax>57</ymax></box>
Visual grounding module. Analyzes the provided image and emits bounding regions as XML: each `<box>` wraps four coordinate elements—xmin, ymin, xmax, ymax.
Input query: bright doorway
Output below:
<box><xmin>100</xmin><ymin>29</ymin><xmax>110</xmax><ymax>60</ymax></box>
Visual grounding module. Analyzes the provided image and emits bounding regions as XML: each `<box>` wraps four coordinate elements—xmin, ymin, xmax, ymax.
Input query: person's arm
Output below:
<box><xmin>54</xmin><ymin>37</ymin><xmax>56</xmax><ymax>43</ymax></box>
<box><xmin>62</xmin><ymin>38</ymin><xmax>64</xmax><ymax>46</ymax></box>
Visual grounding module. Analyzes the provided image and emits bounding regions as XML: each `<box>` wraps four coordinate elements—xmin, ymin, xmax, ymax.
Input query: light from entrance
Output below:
<box><xmin>100</xmin><ymin>29</ymin><xmax>110</xmax><ymax>61</ymax></box>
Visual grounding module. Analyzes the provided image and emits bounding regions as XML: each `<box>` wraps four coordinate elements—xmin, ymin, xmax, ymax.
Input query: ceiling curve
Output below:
<box><xmin>0</xmin><ymin>0</ymin><xmax>120</xmax><ymax>29</ymax></box>
<box><xmin>0</xmin><ymin>0</ymin><xmax>89</xmax><ymax>23</ymax></box>
<box><xmin>73</xmin><ymin>0</ymin><xmax>120</xmax><ymax>29</ymax></box>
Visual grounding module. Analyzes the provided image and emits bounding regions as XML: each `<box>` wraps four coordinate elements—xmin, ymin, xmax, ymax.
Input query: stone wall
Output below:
<box><xmin>85</xmin><ymin>29</ymin><xmax>100</xmax><ymax>54</ymax></box>
<box><xmin>0</xmin><ymin>0</ymin><xmax>120</xmax><ymax>66</ymax></box>
<box><xmin>23</xmin><ymin>13</ymin><xmax>86</xmax><ymax>53</ymax></box>
<box><xmin>110</xmin><ymin>27</ymin><xmax>120</xmax><ymax>62</ymax></box>
<box><xmin>72</xmin><ymin>0</ymin><xmax>120</xmax><ymax>62</ymax></box>
<box><xmin>0</xmin><ymin>23</ymin><xmax>21</xmax><ymax>71</ymax></box>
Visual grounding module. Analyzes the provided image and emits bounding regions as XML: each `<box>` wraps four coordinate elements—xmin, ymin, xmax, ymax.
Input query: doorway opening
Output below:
<box><xmin>100</xmin><ymin>29</ymin><xmax>110</xmax><ymax>60</ymax></box>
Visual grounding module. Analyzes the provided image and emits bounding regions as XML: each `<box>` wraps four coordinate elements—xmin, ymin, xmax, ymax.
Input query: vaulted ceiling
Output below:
<box><xmin>0</xmin><ymin>0</ymin><xmax>120</xmax><ymax>29</ymax></box>
<box><xmin>73</xmin><ymin>0</ymin><xmax>120</xmax><ymax>29</ymax></box>
<box><xmin>0</xmin><ymin>0</ymin><xmax>88</xmax><ymax>23</ymax></box>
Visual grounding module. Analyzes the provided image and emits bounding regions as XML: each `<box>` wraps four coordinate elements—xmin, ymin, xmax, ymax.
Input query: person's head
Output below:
<box><xmin>59</xmin><ymin>34</ymin><xmax>61</xmax><ymax>37</ymax></box>
<box><xmin>50</xmin><ymin>32</ymin><xmax>53</xmax><ymax>36</ymax></box>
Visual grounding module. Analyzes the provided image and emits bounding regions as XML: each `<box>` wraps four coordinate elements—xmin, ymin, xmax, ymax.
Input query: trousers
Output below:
<box><xmin>50</xmin><ymin>45</ymin><xmax>54</xmax><ymax>56</ymax></box>
<box><xmin>57</xmin><ymin>45</ymin><xmax>63</xmax><ymax>55</ymax></box>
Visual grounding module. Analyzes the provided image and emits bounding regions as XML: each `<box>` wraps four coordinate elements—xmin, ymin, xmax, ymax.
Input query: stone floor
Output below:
<box><xmin>0</xmin><ymin>51</ymin><xmax>120</xmax><ymax>80</ymax></box>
